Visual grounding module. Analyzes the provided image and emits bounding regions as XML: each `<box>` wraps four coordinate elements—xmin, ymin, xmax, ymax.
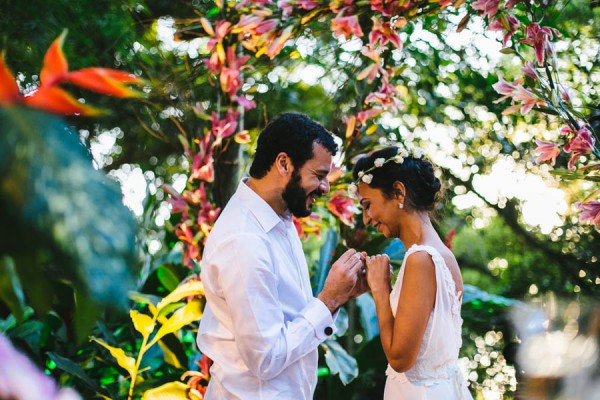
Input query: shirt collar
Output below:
<box><xmin>236</xmin><ymin>178</ymin><xmax>287</xmax><ymax>233</ymax></box>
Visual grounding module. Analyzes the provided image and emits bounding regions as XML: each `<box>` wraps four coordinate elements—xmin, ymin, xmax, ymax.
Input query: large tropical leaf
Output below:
<box><xmin>0</xmin><ymin>106</ymin><xmax>136</xmax><ymax>315</ymax></box>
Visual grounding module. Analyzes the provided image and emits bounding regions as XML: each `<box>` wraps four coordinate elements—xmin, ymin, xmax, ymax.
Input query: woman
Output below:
<box><xmin>351</xmin><ymin>146</ymin><xmax>472</xmax><ymax>400</ymax></box>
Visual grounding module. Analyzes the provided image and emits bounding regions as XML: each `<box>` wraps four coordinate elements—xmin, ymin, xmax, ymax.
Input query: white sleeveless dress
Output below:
<box><xmin>384</xmin><ymin>245</ymin><xmax>473</xmax><ymax>400</ymax></box>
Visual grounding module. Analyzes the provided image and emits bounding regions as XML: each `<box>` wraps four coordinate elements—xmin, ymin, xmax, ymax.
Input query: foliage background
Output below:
<box><xmin>0</xmin><ymin>0</ymin><xmax>598</xmax><ymax>399</ymax></box>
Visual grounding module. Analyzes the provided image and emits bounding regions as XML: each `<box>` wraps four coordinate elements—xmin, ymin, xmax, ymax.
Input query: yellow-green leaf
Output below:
<box><xmin>365</xmin><ymin>124</ymin><xmax>378</xmax><ymax>135</ymax></box>
<box><xmin>152</xmin><ymin>300</ymin><xmax>203</xmax><ymax>345</ymax></box>
<box><xmin>91</xmin><ymin>337</ymin><xmax>136</xmax><ymax>379</ymax></box>
<box><xmin>141</xmin><ymin>381</ymin><xmax>189</xmax><ymax>400</ymax></box>
<box><xmin>131</xmin><ymin>310</ymin><xmax>155</xmax><ymax>339</ymax></box>
<box><xmin>157</xmin><ymin>280</ymin><xmax>204</xmax><ymax>311</ymax></box>
<box><xmin>158</xmin><ymin>340</ymin><xmax>184</xmax><ymax>369</ymax></box>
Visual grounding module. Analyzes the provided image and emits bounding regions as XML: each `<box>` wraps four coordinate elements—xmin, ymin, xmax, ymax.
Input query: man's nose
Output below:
<box><xmin>319</xmin><ymin>178</ymin><xmax>330</xmax><ymax>194</ymax></box>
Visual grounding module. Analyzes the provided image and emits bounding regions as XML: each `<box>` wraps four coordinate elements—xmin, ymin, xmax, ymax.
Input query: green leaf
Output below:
<box><xmin>156</xmin><ymin>266</ymin><xmax>181</xmax><ymax>292</ymax></box>
<box><xmin>47</xmin><ymin>351</ymin><xmax>102</xmax><ymax>393</ymax></box>
<box><xmin>0</xmin><ymin>256</ymin><xmax>25</xmax><ymax>321</ymax></box>
<box><xmin>321</xmin><ymin>338</ymin><xmax>358</xmax><ymax>385</ymax></box>
<box><xmin>0</xmin><ymin>106</ymin><xmax>136</xmax><ymax>309</ymax></box>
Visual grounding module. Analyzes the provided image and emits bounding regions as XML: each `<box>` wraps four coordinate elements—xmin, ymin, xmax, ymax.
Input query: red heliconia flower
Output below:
<box><xmin>292</xmin><ymin>213</ymin><xmax>323</xmax><ymax>238</ymax></box>
<box><xmin>327</xmin><ymin>191</ymin><xmax>359</xmax><ymax>226</ymax></box>
<box><xmin>0</xmin><ymin>30</ymin><xmax>144</xmax><ymax>116</ymax></box>
<box><xmin>575</xmin><ymin>200</ymin><xmax>600</xmax><ymax>230</ymax></box>
<box><xmin>331</xmin><ymin>16</ymin><xmax>364</xmax><ymax>40</ymax></box>
<box><xmin>175</xmin><ymin>223</ymin><xmax>201</xmax><ymax>266</ymax></box>
<box><xmin>533</xmin><ymin>139</ymin><xmax>561</xmax><ymax>166</ymax></box>
<box><xmin>520</xmin><ymin>23</ymin><xmax>561</xmax><ymax>65</ymax></box>
<box><xmin>563</xmin><ymin>125</ymin><xmax>595</xmax><ymax>170</ymax></box>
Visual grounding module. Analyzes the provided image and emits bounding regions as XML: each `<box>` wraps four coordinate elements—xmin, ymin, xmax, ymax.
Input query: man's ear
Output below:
<box><xmin>275</xmin><ymin>152</ymin><xmax>293</xmax><ymax>176</ymax></box>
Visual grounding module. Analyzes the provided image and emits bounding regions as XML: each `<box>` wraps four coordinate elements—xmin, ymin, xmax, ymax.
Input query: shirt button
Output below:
<box><xmin>324</xmin><ymin>326</ymin><xmax>333</xmax><ymax>336</ymax></box>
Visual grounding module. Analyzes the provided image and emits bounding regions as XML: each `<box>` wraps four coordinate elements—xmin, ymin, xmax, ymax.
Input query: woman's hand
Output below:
<box><xmin>365</xmin><ymin>254</ymin><xmax>392</xmax><ymax>294</ymax></box>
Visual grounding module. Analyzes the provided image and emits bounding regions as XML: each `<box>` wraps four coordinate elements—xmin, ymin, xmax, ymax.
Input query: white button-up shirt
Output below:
<box><xmin>197</xmin><ymin>179</ymin><xmax>337</xmax><ymax>399</ymax></box>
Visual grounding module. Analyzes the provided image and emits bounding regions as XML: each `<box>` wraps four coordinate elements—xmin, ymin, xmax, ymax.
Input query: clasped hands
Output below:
<box><xmin>317</xmin><ymin>248</ymin><xmax>391</xmax><ymax>314</ymax></box>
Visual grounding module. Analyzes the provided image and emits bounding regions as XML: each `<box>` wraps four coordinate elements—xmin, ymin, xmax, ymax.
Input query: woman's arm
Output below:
<box><xmin>367</xmin><ymin>251</ymin><xmax>436</xmax><ymax>372</ymax></box>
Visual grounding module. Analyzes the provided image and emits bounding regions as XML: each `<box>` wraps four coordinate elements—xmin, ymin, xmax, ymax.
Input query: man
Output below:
<box><xmin>197</xmin><ymin>112</ymin><xmax>366</xmax><ymax>399</ymax></box>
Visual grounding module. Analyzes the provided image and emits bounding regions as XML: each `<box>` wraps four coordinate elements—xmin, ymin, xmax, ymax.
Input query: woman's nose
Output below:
<box><xmin>362</xmin><ymin>211</ymin><xmax>371</xmax><ymax>226</ymax></box>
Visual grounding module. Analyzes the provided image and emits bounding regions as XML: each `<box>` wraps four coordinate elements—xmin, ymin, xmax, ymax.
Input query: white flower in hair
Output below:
<box><xmin>393</xmin><ymin>155</ymin><xmax>404</xmax><ymax>164</ymax></box>
<box><xmin>399</xmin><ymin>148</ymin><xmax>409</xmax><ymax>158</ymax></box>
<box><xmin>374</xmin><ymin>157</ymin><xmax>385</xmax><ymax>168</ymax></box>
<box><xmin>413</xmin><ymin>147</ymin><xmax>424</xmax><ymax>158</ymax></box>
<box><xmin>361</xmin><ymin>174</ymin><xmax>373</xmax><ymax>184</ymax></box>
<box><xmin>348</xmin><ymin>183</ymin><xmax>358</xmax><ymax>196</ymax></box>
<box><xmin>358</xmin><ymin>171</ymin><xmax>365</xmax><ymax>178</ymax></box>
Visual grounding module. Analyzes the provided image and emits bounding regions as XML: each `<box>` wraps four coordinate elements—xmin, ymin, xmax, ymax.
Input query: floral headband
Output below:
<box><xmin>347</xmin><ymin>146</ymin><xmax>424</xmax><ymax>197</ymax></box>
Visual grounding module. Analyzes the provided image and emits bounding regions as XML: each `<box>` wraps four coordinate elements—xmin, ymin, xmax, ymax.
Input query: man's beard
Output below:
<box><xmin>282</xmin><ymin>171</ymin><xmax>323</xmax><ymax>218</ymax></box>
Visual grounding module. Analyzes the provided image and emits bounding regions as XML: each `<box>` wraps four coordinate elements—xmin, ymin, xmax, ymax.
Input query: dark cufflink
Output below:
<box><xmin>324</xmin><ymin>326</ymin><xmax>333</xmax><ymax>336</ymax></box>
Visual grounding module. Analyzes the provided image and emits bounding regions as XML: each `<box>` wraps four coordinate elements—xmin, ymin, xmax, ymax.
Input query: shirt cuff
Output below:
<box><xmin>302</xmin><ymin>298</ymin><xmax>337</xmax><ymax>341</ymax></box>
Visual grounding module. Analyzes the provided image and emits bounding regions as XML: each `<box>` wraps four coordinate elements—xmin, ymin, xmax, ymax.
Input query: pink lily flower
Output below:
<box><xmin>357</xmin><ymin>45</ymin><xmax>382</xmax><ymax>83</ymax></box>
<box><xmin>265</xmin><ymin>26</ymin><xmax>294</xmax><ymax>59</ymax></box>
<box><xmin>234</xmin><ymin>95</ymin><xmax>256</xmax><ymax>110</ymax></box>
<box><xmin>327</xmin><ymin>191</ymin><xmax>359</xmax><ymax>226</ymax></box>
<box><xmin>533</xmin><ymin>139</ymin><xmax>561</xmax><ymax>166</ymax></box>
<box><xmin>370</xmin><ymin>0</ymin><xmax>413</xmax><ymax>17</ymax></box>
<box><xmin>277</xmin><ymin>0</ymin><xmax>295</xmax><ymax>18</ymax></box>
<box><xmin>211</xmin><ymin>109</ymin><xmax>240</xmax><ymax>146</ymax></box>
<box><xmin>521</xmin><ymin>61</ymin><xmax>539</xmax><ymax>80</ymax></box>
<box><xmin>492</xmin><ymin>76</ymin><xmax>521</xmax><ymax>102</ymax></box>
<box><xmin>520</xmin><ymin>23</ymin><xmax>560</xmax><ymax>65</ymax></box>
<box><xmin>506</xmin><ymin>0</ymin><xmax>521</xmax><ymax>9</ymax></box>
<box><xmin>163</xmin><ymin>184</ymin><xmax>190</xmax><ymax>218</ymax></box>
<box><xmin>488</xmin><ymin>15</ymin><xmax>519</xmax><ymax>46</ymax></box>
<box><xmin>297</xmin><ymin>0</ymin><xmax>319</xmax><ymax>10</ymax></box>
<box><xmin>369</xmin><ymin>17</ymin><xmax>402</xmax><ymax>49</ymax></box>
<box><xmin>575</xmin><ymin>200</ymin><xmax>600</xmax><ymax>230</ymax></box>
<box><xmin>356</xmin><ymin>108</ymin><xmax>383</xmax><ymax>126</ymax></box>
<box><xmin>563</xmin><ymin>125</ymin><xmax>595</xmax><ymax>170</ymax></box>
<box><xmin>472</xmin><ymin>0</ymin><xmax>499</xmax><ymax>20</ymax></box>
<box><xmin>512</xmin><ymin>85</ymin><xmax>546</xmax><ymax>114</ymax></box>
<box><xmin>365</xmin><ymin>75</ymin><xmax>402</xmax><ymax>110</ymax></box>
<box><xmin>331</xmin><ymin>16</ymin><xmax>364</xmax><ymax>40</ymax></box>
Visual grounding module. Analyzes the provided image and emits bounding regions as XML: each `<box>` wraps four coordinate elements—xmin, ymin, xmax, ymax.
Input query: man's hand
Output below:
<box><xmin>317</xmin><ymin>249</ymin><xmax>364</xmax><ymax>313</ymax></box>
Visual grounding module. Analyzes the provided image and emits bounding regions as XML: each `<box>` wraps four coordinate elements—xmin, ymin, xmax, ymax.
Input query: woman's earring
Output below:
<box><xmin>398</xmin><ymin>203</ymin><xmax>404</xmax><ymax>209</ymax></box>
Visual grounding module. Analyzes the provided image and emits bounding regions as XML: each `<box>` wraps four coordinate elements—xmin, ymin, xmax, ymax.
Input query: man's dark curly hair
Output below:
<box><xmin>249</xmin><ymin>112</ymin><xmax>338</xmax><ymax>178</ymax></box>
